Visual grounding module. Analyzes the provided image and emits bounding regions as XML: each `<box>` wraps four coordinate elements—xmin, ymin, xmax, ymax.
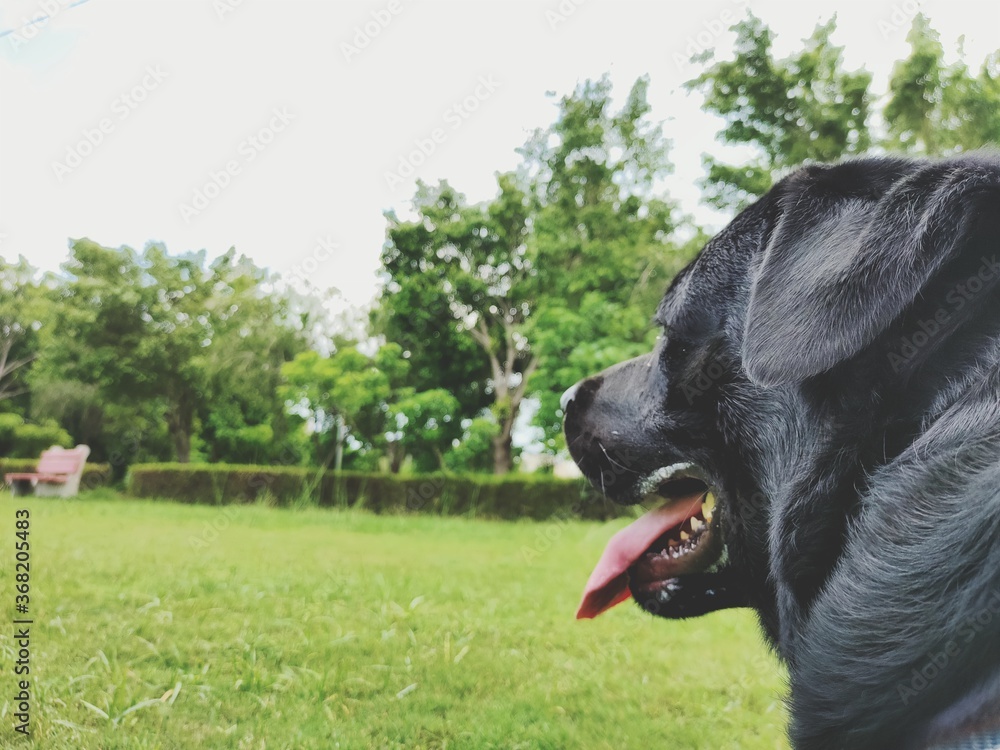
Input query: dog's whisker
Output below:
<box><xmin>598</xmin><ymin>441</ymin><xmax>640</xmax><ymax>476</ymax></box>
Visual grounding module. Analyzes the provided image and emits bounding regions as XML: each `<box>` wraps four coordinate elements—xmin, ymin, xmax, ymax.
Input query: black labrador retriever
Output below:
<box><xmin>562</xmin><ymin>154</ymin><xmax>1000</xmax><ymax>750</ymax></box>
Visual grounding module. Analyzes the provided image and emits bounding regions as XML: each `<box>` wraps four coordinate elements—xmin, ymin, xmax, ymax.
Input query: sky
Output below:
<box><xmin>2</xmin><ymin>0</ymin><xmax>999</xmax><ymax>314</ymax></box>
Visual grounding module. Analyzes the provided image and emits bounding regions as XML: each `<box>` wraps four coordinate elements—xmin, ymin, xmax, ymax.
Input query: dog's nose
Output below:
<box><xmin>560</xmin><ymin>382</ymin><xmax>581</xmax><ymax>413</ymax></box>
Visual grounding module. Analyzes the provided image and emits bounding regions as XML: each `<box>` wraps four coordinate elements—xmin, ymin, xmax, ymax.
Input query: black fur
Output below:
<box><xmin>562</xmin><ymin>154</ymin><xmax>1000</xmax><ymax>749</ymax></box>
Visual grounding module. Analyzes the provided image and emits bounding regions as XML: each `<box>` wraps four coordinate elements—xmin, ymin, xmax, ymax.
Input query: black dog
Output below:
<box><xmin>562</xmin><ymin>154</ymin><xmax>1000</xmax><ymax>750</ymax></box>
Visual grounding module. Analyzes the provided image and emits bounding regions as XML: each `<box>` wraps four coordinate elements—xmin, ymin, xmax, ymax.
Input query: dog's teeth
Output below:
<box><xmin>702</xmin><ymin>493</ymin><xmax>715</xmax><ymax>522</ymax></box>
<box><xmin>690</xmin><ymin>517</ymin><xmax>703</xmax><ymax>531</ymax></box>
<box><xmin>680</xmin><ymin>531</ymin><xmax>690</xmax><ymax>541</ymax></box>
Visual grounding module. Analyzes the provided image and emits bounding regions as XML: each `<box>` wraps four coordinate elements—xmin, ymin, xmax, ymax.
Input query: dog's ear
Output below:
<box><xmin>742</xmin><ymin>157</ymin><xmax>1000</xmax><ymax>386</ymax></box>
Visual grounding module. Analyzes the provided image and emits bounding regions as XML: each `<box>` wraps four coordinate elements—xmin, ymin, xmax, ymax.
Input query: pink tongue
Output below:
<box><xmin>576</xmin><ymin>494</ymin><xmax>704</xmax><ymax>620</ymax></box>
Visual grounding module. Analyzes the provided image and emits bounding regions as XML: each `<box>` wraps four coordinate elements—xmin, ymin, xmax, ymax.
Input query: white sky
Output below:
<box><xmin>2</xmin><ymin>0</ymin><xmax>998</xmax><ymax>313</ymax></box>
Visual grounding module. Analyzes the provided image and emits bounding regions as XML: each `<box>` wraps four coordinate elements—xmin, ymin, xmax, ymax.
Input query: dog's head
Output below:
<box><xmin>563</xmin><ymin>155</ymin><xmax>1000</xmax><ymax>638</ymax></box>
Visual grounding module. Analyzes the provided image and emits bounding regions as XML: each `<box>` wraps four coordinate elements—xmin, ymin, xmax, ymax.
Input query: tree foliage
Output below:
<box><xmin>378</xmin><ymin>76</ymin><xmax>693</xmax><ymax>468</ymax></box>
<box><xmin>688</xmin><ymin>14</ymin><xmax>1000</xmax><ymax>212</ymax></box>
<box><xmin>885</xmin><ymin>15</ymin><xmax>1000</xmax><ymax>154</ymax></box>
<box><xmin>380</xmin><ymin>175</ymin><xmax>533</xmax><ymax>473</ymax></box>
<box><xmin>280</xmin><ymin>344</ymin><xmax>470</xmax><ymax>473</ymax></box>
<box><xmin>280</xmin><ymin>345</ymin><xmax>395</xmax><ymax>470</ymax></box>
<box><xmin>11</xmin><ymin>23</ymin><xmax>1000</xmax><ymax>477</ymax></box>
<box><xmin>519</xmin><ymin>76</ymin><xmax>695</xmax><ymax>446</ymax></box>
<box><xmin>687</xmin><ymin>14</ymin><xmax>872</xmax><ymax>210</ymax></box>
<box><xmin>442</xmin><ymin>416</ymin><xmax>498</xmax><ymax>474</ymax></box>
<box><xmin>28</xmin><ymin>240</ymin><xmax>307</xmax><ymax>465</ymax></box>
<box><xmin>388</xmin><ymin>388</ymin><xmax>461</xmax><ymax>473</ymax></box>
<box><xmin>0</xmin><ymin>256</ymin><xmax>46</xmax><ymax>411</ymax></box>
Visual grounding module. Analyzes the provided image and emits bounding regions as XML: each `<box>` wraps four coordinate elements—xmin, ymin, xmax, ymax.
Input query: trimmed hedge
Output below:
<box><xmin>0</xmin><ymin>458</ymin><xmax>112</xmax><ymax>491</ymax></box>
<box><xmin>125</xmin><ymin>463</ymin><xmax>631</xmax><ymax>521</ymax></box>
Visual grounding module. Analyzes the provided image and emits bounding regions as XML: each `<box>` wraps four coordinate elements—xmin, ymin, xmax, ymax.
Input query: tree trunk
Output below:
<box><xmin>389</xmin><ymin>442</ymin><xmax>405</xmax><ymax>474</ymax></box>
<box><xmin>0</xmin><ymin>335</ymin><xmax>35</xmax><ymax>402</ymax></box>
<box><xmin>333</xmin><ymin>415</ymin><xmax>345</xmax><ymax>472</ymax></box>
<box><xmin>166</xmin><ymin>394</ymin><xmax>194</xmax><ymax>463</ymax></box>
<box><xmin>492</xmin><ymin>424</ymin><xmax>514</xmax><ymax>474</ymax></box>
<box><xmin>174</xmin><ymin>429</ymin><xmax>191</xmax><ymax>464</ymax></box>
<box><xmin>467</xmin><ymin>319</ymin><xmax>540</xmax><ymax>475</ymax></box>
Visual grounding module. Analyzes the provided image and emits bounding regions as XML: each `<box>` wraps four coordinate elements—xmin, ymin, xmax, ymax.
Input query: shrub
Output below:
<box><xmin>0</xmin><ymin>414</ymin><xmax>73</xmax><ymax>458</ymax></box>
<box><xmin>125</xmin><ymin>463</ymin><xmax>630</xmax><ymax>521</ymax></box>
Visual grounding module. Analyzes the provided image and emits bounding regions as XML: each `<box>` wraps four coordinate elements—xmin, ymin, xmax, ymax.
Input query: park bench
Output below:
<box><xmin>4</xmin><ymin>445</ymin><xmax>91</xmax><ymax>497</ymax></box>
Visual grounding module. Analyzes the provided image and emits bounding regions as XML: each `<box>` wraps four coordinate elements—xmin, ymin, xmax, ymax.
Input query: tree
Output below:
<box><xmin>370</xmin><ymin>276</ymin><xmax>490</xmax><ymax>421</ymax></box>
<box><xmin>380</xmin><ymin>175</ymin><xmax>533</xmax><ymax>474</ymax></box>
<box><xmin>387</xmin><ymin>388</ymin><xmax>461</xmax><ymax>473</ymax></box>
<box><xmin>39</xmin><ymin>239</ymin><xmax>207</xmax><ymax>462</ymax></box>
<box><xmin>379</xmin><ymin>76</ymin><xmax>692</xmax><ymax>464</ymax></box>
<box><xmin>279</xmin><ymin>344</ymin><xmax>409</xmax><ymax>470</ymax></box>
<box><xmin>0</xmin><ymin>256</ymin><xmax>45</xmax><ymax>410</ymax></box>
<box><xmin>195</xmin><ymin>255</ymin><xmax>309</xmax><ymax>464</ymax></box>
<box><xmin>519</xmin><ymin>76</ymin><xmax>692</xmax><ymax>447</ymax></box>
<box><xmin>442</xmin><ymin>416</ymin><xmax>498</xmax><ymax>474</ymax></box>
<box><xmin>687</xmin><ymin>14</ymin><xmax>872</xmax><ymax>211</ymax></box>
<box><xmin>281</xmin><ymin>348</ymin><xmax>369</xmax><ymax>471</ymax></box>
<box><xmin>37</xmin><ymin>239</ymin><xmax>306</xmax><ymax>463</ymax></box>
<box><xmin>29</xmin><ymin>377</ymin><xmax>171</xmax><ymax>471</ymax></box>
<box><xmin>885</xmin><ymin>15</ymin><xmax>1000</xmax><ymax>154</ymax></box>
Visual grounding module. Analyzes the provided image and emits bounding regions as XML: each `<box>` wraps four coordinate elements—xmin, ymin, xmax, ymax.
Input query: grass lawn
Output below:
<box><xmin>0</xmin><ymin>490</ymin><xmax>789</xmax><ymax>749</ymax></box>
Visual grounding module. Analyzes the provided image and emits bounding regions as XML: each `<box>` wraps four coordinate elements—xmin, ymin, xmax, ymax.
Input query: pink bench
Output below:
<box><xmin>5</xmin><ymin>445</ymin><xmax>91</xmax><ymax>497</ymax></box>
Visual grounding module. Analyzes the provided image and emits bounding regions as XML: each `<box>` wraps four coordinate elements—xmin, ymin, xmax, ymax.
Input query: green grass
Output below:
<box><xmin>0</xmin><ymin>490</ymin><xmax>789</xmax><ymax>749</ymax></box>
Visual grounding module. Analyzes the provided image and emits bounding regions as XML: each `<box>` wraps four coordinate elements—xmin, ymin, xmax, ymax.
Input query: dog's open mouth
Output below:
<box><xmin>576</xmin><ymin>463</ymin><xmax>724</xmax><ymax>619</ymax></box>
